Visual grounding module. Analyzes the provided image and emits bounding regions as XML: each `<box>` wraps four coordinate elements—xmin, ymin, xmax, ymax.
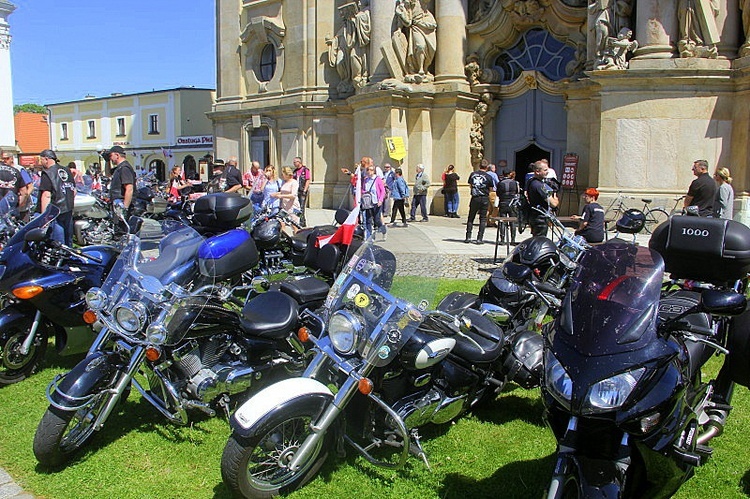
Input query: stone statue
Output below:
<box><xmin>326</xmin><ymin>1</ymin><xmax>371</xmax><ymax>96</ymax></box>
<box><xmin>464</xmin><ymin>53</ymin><xmax>481</xmax><ymax>86</ymax></box>
<box><xmin>588</xmin><ymin>0</ymin><xmax>634</xmax><ymax>68</ymax></box>
<box><xmin>470</xmin><ymin>93</ymin><xmax>493</xmax><ymax>166</ymax></box>
<box><xmin>740</xmin><ymin>0</ymin><xmax>750</xmax><ymax>57</ymax></box>
<box><xmin>677</xmin><ymin>0</ymin><xmax>719</xmax><ymax>58</ymax></box>
<box><xmin>392</xmin><ymin>0</ymin><xmax>437</xmax><ymax>83</ymax></box>
<box><xmin>596</xmin><ymin>28</ymin><xmax>638</xmax><ymax>69</ymax></box>
<box><xmin>469</xmin><ymin>0</ymin><xmax>497</xmax><ymax>23</ymax></box>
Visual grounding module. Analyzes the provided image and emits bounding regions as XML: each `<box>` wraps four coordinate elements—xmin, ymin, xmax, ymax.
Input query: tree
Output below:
<box><xmin>13</xmin><ymin>103</ymin><xmax>47</xmax><ymax>114</ymax></box>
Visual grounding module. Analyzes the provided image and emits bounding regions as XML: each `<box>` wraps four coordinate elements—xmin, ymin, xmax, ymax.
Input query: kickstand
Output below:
<box><xmin>218</xmin><ymin>394</ymin><xmax>231</xmax><ymax>421</ymax></box>
<box><xmin>410</xmin><ymin>430</ymin><xmax>431</xmax><ymax>470</ymax></box>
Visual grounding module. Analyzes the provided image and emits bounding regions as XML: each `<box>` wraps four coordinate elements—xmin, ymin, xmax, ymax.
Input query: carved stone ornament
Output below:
<box><xmin>240</xmin><ymin>15</ymin><xmax>286</xmax><ymax>92</ymax></box>
<box><xmin>0</xmin><ymin>33</ymin><xmax>9</xmax><ymax>51</ymax></box>
<box><xmin>470</xmin><ymin>93</ymin><xmax>494</xmax><ymax>167</ymax></box>
<box><xmin>392</xmin><ymin>0</ymin><xmax>437</xmax><ymax>84</ymax></box>
<box><xmin>503</xmin><ymin>0</ymin><xmax>550</xmax><ymax>26</ymax></box>
<box><xmin>326</xmin><ymin>1</ymin><xmax>371</xmax><ymax>97</ymax></box>
<box><xmin>464</xmin><ymin>53</ymin><xmax>482</xmax><ymax>86</ymax></box>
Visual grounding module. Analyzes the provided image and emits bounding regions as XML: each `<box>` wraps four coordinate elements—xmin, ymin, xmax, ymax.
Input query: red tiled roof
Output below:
<box><xmin>14</xmin><ymin>112</ymin><xmax>50</xmax><ymax>154</ymax></box>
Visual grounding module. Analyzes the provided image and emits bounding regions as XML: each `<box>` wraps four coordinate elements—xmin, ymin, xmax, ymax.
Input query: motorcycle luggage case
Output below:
<box><xmin>502</xmin><ymin>330</ymin><xmax>544</xmax><ymax>389</ymax></box>
<box><xmin>252</xmin><ymin>218</ymin><xmax>282</xmax><ymax>250</ymax></box>
<box><xmin>193</xmin><ymin>193</ymin><xmax>253</xmax><ymax>229</ymax></box>
<box><xmin>649</xmin><ymin>216</ymin><xmax>750</xmax><ymax>283</ymax></box>
<box><xmin>725</xmin><ymin>308</ymin><xmax>750</xmax><ymax>388</ymax></box>
<box><xmin>198</xmin><ymin>229</ymin><xmax>259</xmax><ymax>279</ymax></box>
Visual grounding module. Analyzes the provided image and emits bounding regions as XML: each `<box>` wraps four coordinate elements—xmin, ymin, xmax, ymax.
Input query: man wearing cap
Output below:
<box><xmin>38</xmin><ymin>149</ymin><xmax>76</xmax><ymax>245</ymax></box>
<box><xmin>108</xmin><ymin>146</ymin><xmax>136</xmax><ymax>230</ymax></box>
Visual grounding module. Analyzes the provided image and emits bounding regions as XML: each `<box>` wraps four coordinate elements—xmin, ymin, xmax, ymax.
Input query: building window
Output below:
<box><xmin>117</xmin><ymin>117</ymin><xmax>126</xmax><ymax>136</ymax></box>
<box><xmin>148</xmin><ymin>114</ymin><xmax>159</xmax><ymax>134</ymax></box>
<box><xmin>492</xmin><ymin>29</ymin><xmax>576</xmax><ymax>84</ymax></box>
<box><xmin>87</xmin><ymin>120</ymin><xmax>96</xmax><ymax>139</ymax></box>
<box><xmin>60</xmin><ymin>123</ymin><xmax>69</xmax><ymax>141</ymax></box>
<box><xmin>259</xmin><ymin>44</ymin><xmax>277</xmax><ymax>82</ymax></box>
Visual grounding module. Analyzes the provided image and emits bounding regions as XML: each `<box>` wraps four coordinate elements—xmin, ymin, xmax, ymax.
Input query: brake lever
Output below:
<box><xmin>682</xmin><ymin>333</ymin><xmax>729</xmax><ymax>355</ymax></box>
<box><xmin>427</xmin><ymin>310</ymin><xmax>486</xmax><ymax>354</ymax></box>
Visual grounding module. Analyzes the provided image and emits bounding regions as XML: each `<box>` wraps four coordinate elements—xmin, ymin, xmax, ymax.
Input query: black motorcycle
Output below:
<box><xmin>543</xmin><ymin>214</ymin><xmax>750</xmax><ymax>498</ymax></box>
<box><xmin>221</xmin><ymin>239</ymin><xmax>509</xmax><ymax>498</ymax></box>
<box><xmin>0</xmin><ymin>205</ymin><xmax>118</xmax><ymax>385</ymax></box>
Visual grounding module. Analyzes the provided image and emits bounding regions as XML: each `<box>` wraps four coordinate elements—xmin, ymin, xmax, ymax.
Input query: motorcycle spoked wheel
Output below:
<box><xmin>221</xmin><ymin>397</ymin><xmax>331</xmax><ymax>499</ymax></box>
<box><xmin>33</xmin><ymin>392</ymin><xmax>110</xmax><ymax>468</ymax></box>
<box><xmin>0</xmin><ymin>317</ymin><xmax>48</xmax><ymax>385</ymax></box>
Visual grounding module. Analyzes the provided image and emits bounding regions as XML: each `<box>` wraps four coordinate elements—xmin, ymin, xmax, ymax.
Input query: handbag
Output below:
<box><xmin>360</xmin><ymin>181</ymin><xmax>376</xmax><ymax>210</ymax></box>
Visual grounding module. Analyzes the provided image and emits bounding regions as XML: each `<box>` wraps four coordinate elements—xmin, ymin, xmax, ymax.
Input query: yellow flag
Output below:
<box><xmin>385</xmin><ymin>137</ymin><xmax>406</xmax><ymax>161</ymax></box>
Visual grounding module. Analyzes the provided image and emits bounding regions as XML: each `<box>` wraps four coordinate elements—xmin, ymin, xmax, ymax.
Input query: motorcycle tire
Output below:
<box><xmin>221</xmin><ymin>397</ymin><xmax>331</xmax><ymax>499</ymax></box>
<box><xmin>33</xmin><ymin>392</ymin><xmax>109</xmax><ymax>468</ymax></box>
<box><xmin>0</xmin><ymin>317</ymin><xmax>48</xmax><ymax>385</ymax></box>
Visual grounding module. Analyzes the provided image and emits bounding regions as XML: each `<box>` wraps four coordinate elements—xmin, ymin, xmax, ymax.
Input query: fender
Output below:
<box><xmin>49</xmin><ymin>350</ymin><xmax>124</xmax><ymax>409</ymax></box>
<box><xmin>571</xmin><ymin>454</ymin><xmax>626</xmax><ymax>498</ymax></box>
<box><xmin>0</xmin><ymin>305</ymin><xmax>32</xmax><ymax>331</ymax></box>
<box><xmin>230</xmin><ymin>378</ymin><xmax>334</xmax><ymax>438</ymax></box>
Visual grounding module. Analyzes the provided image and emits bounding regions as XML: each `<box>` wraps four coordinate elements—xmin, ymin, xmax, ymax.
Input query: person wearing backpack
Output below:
<box><xmin>497</xmin><ymin>171</ymin><xmax>520</xmax><ymax>244</ymax></box>
<box><xmin>389</xmin><ymin>168</ymin><xmax>410</xmax><ymax>227</ymax></box>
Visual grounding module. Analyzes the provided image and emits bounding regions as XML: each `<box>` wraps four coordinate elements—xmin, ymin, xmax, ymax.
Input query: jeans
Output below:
<box><xmin>445</xmin><ymin>191</ymin><xmax>459</xmax><ymax>214</ymax></box>
<box><xmin>363</xmin><ymin>205</ymin><xmax>386</xmax><ymax>239</ymax></box>
<box><xmin>410</xmin><ymin>194</ymin><xmax>428</xmax><ymax>220</ymax></box>
<box><xmin>466</xmin><ymin>196</ymin><xmax>489</xmax><ymax>240</ymax></box>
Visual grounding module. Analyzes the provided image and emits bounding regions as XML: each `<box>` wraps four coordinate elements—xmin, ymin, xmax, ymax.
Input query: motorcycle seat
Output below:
<box><xmin>450</xmin><ymin>309</ymin><xmax>506</xmax><ymax>364</ymax></box>
<box><xmin>139</xmin><ymin>233</ymin><xmax>203</xmax><ymax>283</ymax></box>
<box><xmin>279</xmin><ymin>276</ymin><xmax>330</xmax><ymax>307</ymax></box>
<box><xmin>240</xmin><ymin>291</ymin><xmax>299</xmax><ymax>339</ymax></box>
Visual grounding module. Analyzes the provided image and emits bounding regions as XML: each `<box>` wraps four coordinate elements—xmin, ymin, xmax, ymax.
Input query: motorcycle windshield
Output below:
<box><xmin>556</xmin><ymin>240</ymin><xmax>664</xmax><ymax>355</ymax></box>
<box><xmin>323</xmin><ymin>240</ymin><xmax>434</xmax><ymax>368</ymax></box>
<box><xmin>4</xmin><ymin>204</ymin><xmax>60</xmax><ymax>249</ymax></box>
<box><xmin>95</xmin><ymin>218</ymin><xmax>207</xmax><ymax>345</ymax></box>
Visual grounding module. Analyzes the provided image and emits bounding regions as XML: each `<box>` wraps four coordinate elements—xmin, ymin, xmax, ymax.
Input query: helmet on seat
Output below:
<box><xmin>616</xmin><ymin>209</ymin><xmax>646</xmax><ymax>234</ymax></box>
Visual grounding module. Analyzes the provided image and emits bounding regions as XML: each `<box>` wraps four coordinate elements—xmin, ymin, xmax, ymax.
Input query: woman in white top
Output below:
<box><xmin>272</xmin><ymin>166</ymin><xmax>301</xmax><ymax>229</ymax></box>
<box><xmin>262</xmin><ymin>165</ymin><xmax>283</xmax><ymax>213</ymax></box>
<box><xmin>713</xmin><ymin>167</ymin><xmax>735</xmax><ymax>220</ymax></box>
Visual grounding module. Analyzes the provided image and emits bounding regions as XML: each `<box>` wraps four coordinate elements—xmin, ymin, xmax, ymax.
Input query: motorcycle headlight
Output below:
<box><xmin>86</xmin><ymin>287</ymin><xmax>108</xmax><ymax>311</ymax></box>
<box><xmin>328</xmin><ymin>310</ymin><xmax>364</xmax><ymax>355</ymax></box>
<box><xmin>114</xmin><ymin>301</ymin><xmax>147</xmax><ymax>333</ymax></box>
<box><xmin>146</xmin><ymin>323</ymin><xmax>168</xmax><ymax>344</ymax></box>
<box><xmin>582</xmin><ymin>367</ymin><xmax>645</xmax><ymax>414</ymax></box>
<box><xmin>544</xmin><ymin>350</ymin><xmax>572</xmax><ymax>407</ymax></box>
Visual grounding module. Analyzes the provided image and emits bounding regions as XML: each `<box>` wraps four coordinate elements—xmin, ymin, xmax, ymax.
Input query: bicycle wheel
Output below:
<box><xmin>644</xmin><ymin>208</ymin><xmax>669</xmax><ymax>234</ymax></box>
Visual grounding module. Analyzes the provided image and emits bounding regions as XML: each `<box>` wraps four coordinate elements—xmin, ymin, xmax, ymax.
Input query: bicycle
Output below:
<box><xmin>604</xmin><ymin>192</ymin><xmax>684</xmax><ymax>234</ymax></box>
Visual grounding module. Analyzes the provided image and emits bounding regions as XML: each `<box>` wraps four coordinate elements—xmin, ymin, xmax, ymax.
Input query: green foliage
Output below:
<box><xmin>13</xmin><ymin>103</ymin><xmax>47</xmax><ymax>114</ymax></box>
<box><xmin>0</xmin><ymin>279</ymin><xmax>748</xmax><ymax>498</ymax></box>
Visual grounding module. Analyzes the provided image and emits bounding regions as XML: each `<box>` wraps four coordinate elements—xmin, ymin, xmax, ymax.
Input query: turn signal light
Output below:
<box><xmin>145</xmin><ymin>347</ymin><xmax>162</xmax><ymax>362</ymax></box>
<box><xmin>358</xmin><ymin>377</ymin><xmax>373</xmax><ymax>395</ymax></box>
<box><xmin>12</xmin><ymin>285</ymin><xmax>43</xmax><ymax>299</ymax></box>
<box><xmin>82</xmin><ymin>310</ymin><xmax>97</xmax><ymax>324</ymax></box>
<box><xmin>297</xmin><ymin>327</ymin><xmax>310</xmax><ymax>343</ymax></box>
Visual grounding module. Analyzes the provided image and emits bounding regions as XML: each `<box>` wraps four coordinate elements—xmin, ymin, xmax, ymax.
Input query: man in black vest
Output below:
<box><xmin>108</xmin><ymin>145</ymin><xmax>136</xmax><ymax>235</ymax></box>
<box><xmin>39</xmin><ymin>149</ymin><xmax>76</xmax><ymax>245</ymax></box>
<box><xmin>465</xmin><ymin>161</ymin><xmax>494</xmax><ymax>244</ymax></box>
<box><xmin>526</xmin><ymin>160</ymin><xmax>559</xmax><ymax>237</ymax></box>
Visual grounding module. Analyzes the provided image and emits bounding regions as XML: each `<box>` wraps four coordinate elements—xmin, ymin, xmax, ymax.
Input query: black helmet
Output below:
<box><xmin>616</xmin><ymin>209</ymin><xmax>646</xmax><ymax>234</ymax></box>
<box><xmin>514</xmin><ymin>236</ymin><xmax>558</xmax><ymax>268</ymax></box>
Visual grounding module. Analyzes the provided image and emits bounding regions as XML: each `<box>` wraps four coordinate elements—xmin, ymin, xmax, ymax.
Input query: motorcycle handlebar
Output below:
<box><xmin>536</xmin><ymin>281</ymin><xmax>567</xmax><ymax>298</ymax></box>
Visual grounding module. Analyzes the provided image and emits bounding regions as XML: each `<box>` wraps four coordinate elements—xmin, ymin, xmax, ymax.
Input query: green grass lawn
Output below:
<box><xmin>1</xmin><ymin>277</ymin><xmax>749</xmax><ymax>498</ymax></box>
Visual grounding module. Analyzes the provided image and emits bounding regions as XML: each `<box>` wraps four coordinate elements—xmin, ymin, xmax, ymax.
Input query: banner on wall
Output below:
<box><xmin>561</xmin><ymin>153</ymin><xmax>578</xmax><ymax>189</ymax></box>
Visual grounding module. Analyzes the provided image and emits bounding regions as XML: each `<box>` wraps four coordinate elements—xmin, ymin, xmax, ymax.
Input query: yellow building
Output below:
<box><xmin>48</xmin><ymin>87</ymin><xmax>215</xmax><ymax>181</ymax></box>
<box><xmin>212</xmin><ymin>0</ymin><xmax>750</xmax><ymax>222</ymax></box>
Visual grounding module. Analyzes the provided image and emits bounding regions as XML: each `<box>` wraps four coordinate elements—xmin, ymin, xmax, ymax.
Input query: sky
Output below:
<box><xmin>8</xmin><ymin>0</ymin><xmax>216</xmax><ymax>105</ymax></box>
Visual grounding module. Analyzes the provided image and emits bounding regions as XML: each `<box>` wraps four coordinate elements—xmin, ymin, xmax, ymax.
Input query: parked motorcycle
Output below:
<box><xmin>0</xmin><ymin>204</ymin><xmax>119</xmax><ymax>385</ymax></box>
<box><xmin>220</xmin><ymin>239</ymin><xmax>509</xmax><ymax>498</ymax></box>
<box><xmin>32</xmin><ymin>201</ymin><xmax>350</xmax><ymax>467</ymax></box>
<box><xmin>0</xmin><ymin>192</ymin><xmax>22</xmax><ymax>250</ymax></box>
<box><xmin>543</xmin><ymin>214</ymin><xmax>750</xmax><ymax>498</ymax></box>
<box><xmin>73</xmin><ymin>186</ymin><xmax>115</xmax><ymax>246</ymax></box>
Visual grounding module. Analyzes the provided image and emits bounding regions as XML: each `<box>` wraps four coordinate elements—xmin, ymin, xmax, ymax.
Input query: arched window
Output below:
<box><xmin>493</xmin><ymin>29</ymin><xmax>575</xmax><ymax>84</ymax></box>
<box><xmin>259</xmin><ymin>44</ymin><xmax>277</xmax><ymax>82</ymax></box>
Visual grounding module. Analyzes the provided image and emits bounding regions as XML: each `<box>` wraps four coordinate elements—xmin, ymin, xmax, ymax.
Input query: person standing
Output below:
<box><xmin>683</xmin><ymin>159</ymin><xmax>717</xmax><ymax>216</ymax></box>
<box><xmin>262</xmin><ymin>165</ymin><xmax>283</xmax><ymax>213</ymax></box>
<box><xmin>222</xmin><ymin>156</ymin><xmax>243</xmax><ymax>193</ymax></box>
<box><xmin>38</xmin><ymin>149</ymin><xmax>76</xmax><ymax>245</ymax></box>
<box><xmin>244</xmin><ymin>160</ymin><xmax>267</xmax><ymax>212</ymax></box>
<box><xmin>274</xmin><ymin>166</ymin><xmax>301</xmax><ymax>229</ymax></box>
<box><xmin>443</xmin><ymin>165</ymin><xmax>460</xmax><ymax>218</ymax></box>
<box><xmin>361</xmin><ymin>163</ymin><xmax>387</xmax><ymax>240</ymax></box>
<box><xmin>108</xmin><ymin>146</ymin><xmax>136</xmax><ymax>234</ymax></box>
<box><xmin>389</xmin><ymin>168</ymin><xmax>410</xmax><ymax>227</ymax></box>
<box><xmin>713</xmin><ymin>167</ymin><xmax>735</xmax><ymax>220</ymax></box>
<box><xmin>571</xmin><ymin>187</ymin><xmax>605</xmax><ymax>243</ymax></box>
<box><xmin>292</xmin><ymin>157</ymin><xmax>311</xmax><ymax>226</ymax></box>
<box><xmin>486</xmin><ymin>162</ymin><xmax>499</xmax><ymax>225</ymax></box>
<box><xmin>382</xmin><ymin>163</ymin><xmax>396</xmax><ymax>216</ymax></box>
<box><xmin>496</xmin><ymin>171</ymin><xmax>520</xmax><ymax>244</ymax></box>
<box><xmin>465</xmin><ymin>161</ymin><xmax>494</xmax><ymax>244</ymax></box>
<box><xmin>0</xmin><ymin>151</ymin><xmax>32</xmax><ymax>219</ymax></box>
<box><xmin>408</xmin><ymin>164</ymin><xmax>430</xmax><ymax>222</ymax></box>
<box><xmin>526</xmin><ymin>160</ymin><xmax>559</xmax><ymax>237</ymax></box>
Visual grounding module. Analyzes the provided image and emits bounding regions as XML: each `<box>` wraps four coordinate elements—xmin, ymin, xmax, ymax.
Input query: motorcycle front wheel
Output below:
<box><xmin>33</xmin><ymin>392</ymin><xmax>109</xmax><ymax>468</ymax></box>
<box><xmin>0</xmin><ymin>317</ymin><xmax>48</xmax><ymax>385</ymax></box>
<box><xmin>221</xmin><ymin>397</ymin><xmax>330</xmax><ymax>498</ymax></box>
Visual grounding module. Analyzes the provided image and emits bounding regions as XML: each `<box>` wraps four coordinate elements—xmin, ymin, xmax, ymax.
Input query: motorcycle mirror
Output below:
<box><xmin>700</xmin><ymin>289</ymin><xmax>747</xmax><ymax>316</ymax></box>
<box><xmin>128</xmin><ymin>216</ymin><xmax>143</xmax><ymax>235</ymax></box>
<box><xmin>24</xmin><ymin>228</ymin><xmax>48</xmax><ymax>243</ymax></box>
<box><xmin>479</xmin><ymin>303</ymin><xmax>512</xmax><ymax>324</ymax></box>
<box><xmin>503</xmin><ymin>261</ymin><xmax>533</xmax><ymax>284</ymax></box>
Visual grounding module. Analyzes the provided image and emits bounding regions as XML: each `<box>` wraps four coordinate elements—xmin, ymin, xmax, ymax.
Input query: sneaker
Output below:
<box><xmin>464</xmin><ymin>238</ymin><xmax>471</xmax><ymax>244</ymax></box>
<box><xmin>420</xmin><ymin>218</ymin><xmax>429</xmax><ymax>222</ymax></box>
<box><xmin>390</xmin><ymin>223</ymin><xmax>399</xmax><ymax>228</ymax></box>
<box><xmin>408</xmin><ymin>217</ymin><xmax>416</xmax><ymax>222</ymax></box>
<box><xmin>473</xmin><ymin>239</ymin><xmax>484</xmax><ymax>245</ymax></box>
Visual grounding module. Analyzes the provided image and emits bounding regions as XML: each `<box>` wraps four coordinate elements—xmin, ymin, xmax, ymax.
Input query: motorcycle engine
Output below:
<box><xmin>174</xmin><ymin>339</ymin><xmax>256</xmax><ymax>402</ymax></box>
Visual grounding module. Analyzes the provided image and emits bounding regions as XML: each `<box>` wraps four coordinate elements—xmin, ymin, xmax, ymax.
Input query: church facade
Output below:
<box><xmin>213</xmin><ymin>0</ymin><xmax>750</xmax><ymax>219</ymax></box>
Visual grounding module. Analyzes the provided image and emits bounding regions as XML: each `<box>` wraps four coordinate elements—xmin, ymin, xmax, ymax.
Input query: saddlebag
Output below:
<box><xmin>725</xmin><ymin>308</ymin><xmax>750</xmax><ymax>388</ymax></box>
<box><xmin>193</xmin><ymin>193</ymin><xmax>253</xmax><ymax>230</ymax></box>
<box><xmin>501</xmin><ymin>330</ymin><xmax>544</xmax><ymax>389</ymax></box>
<box><xmin>198</xmin><ymin>229</ymin><xmax>260</xmax><ymax>280</ymax></box>
<box><xmin>650</xmin><ymin>216</ymin><xmax>750</xmax><ymax>283</ymax></box>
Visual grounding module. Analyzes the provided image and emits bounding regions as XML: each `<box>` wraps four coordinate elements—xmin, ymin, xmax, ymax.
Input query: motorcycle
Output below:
<box><xmin>221</xmin><ymin>239</ymin><xmax>509</xmax><ymax>498</ymax></box>
<box><xmin>542</xmin><ymin>214</ymin><xmax>750</xmax><ymax>498</ymax></box>
<box><xmin>73</xmin><ymin>185</ymin><xmax>115</xmax><ymax>246</ymax></box>
<box><xmin>32</xmin><ymin>204</ymin><xmax>348</xmax><ymax>467</ymax></box>
<box><xmin>0</xmin><ymin>204</ymin><xmax>119</xmax><ymax>385</ymax></box>
<box><xmin>0</xmin><ymin>192</ymin><xmax>23</xmax><ymax>250</ymax></box>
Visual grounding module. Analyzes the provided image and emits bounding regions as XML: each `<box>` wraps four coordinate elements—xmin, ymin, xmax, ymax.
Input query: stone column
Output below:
<box><xmin>0</xmin><ymin>1</ymin><xmax>16</xmax><ymax>153</ymax></box>
<box><xmin>633</xmin><ymin>0</ymin><xmax>677</xmax><ymax>59</ymax></box>
<box><xmin>435</xmin><ymin>0</ymin><xmax>468</xmax><ymax>82</ymax></box>
<box><xmin>369</xmin><ymin>0</ymin><xmax>397</xmax><ymax>83</ymax></box>
<box><xmin>216</xmin><ymin>0</ymin><xmax>242</xmax><ymax>100</ymax></box>
<box><xmin>716</xmin><ymin>0</ymin><xmax>740</xmax><ymax>58</ymax></box>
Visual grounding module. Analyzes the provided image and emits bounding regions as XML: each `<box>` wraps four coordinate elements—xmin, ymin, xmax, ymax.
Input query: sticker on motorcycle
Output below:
<box><xmin>377</xmin><ymin>345</ymin><xmax>391</xmax><ymax>359</ymax></box>
<box><xmin>407</xmin><ymin>308</ymin><xmax>422</xmax><ymax>322</ymax></box>
<box><xmin>354</xmin><ymin>293</ymin><xmax>370</xmax><ymax>308</ymax></box>
<box><xmin>346</xmin><ymin>284</ymin><xmax>361</xmax><ymax>300</ymax></box>
<box><xmin>387</xmin><ymin>329</ymin><xmax>401</xmax><ymax>343</ymax></box>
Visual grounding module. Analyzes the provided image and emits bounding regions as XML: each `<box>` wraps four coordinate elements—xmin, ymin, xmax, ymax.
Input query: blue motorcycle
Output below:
<box><xmin>0</xmin><ymin>205</ymin><xmax>118</xmax><ymax>385</ymax></box>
